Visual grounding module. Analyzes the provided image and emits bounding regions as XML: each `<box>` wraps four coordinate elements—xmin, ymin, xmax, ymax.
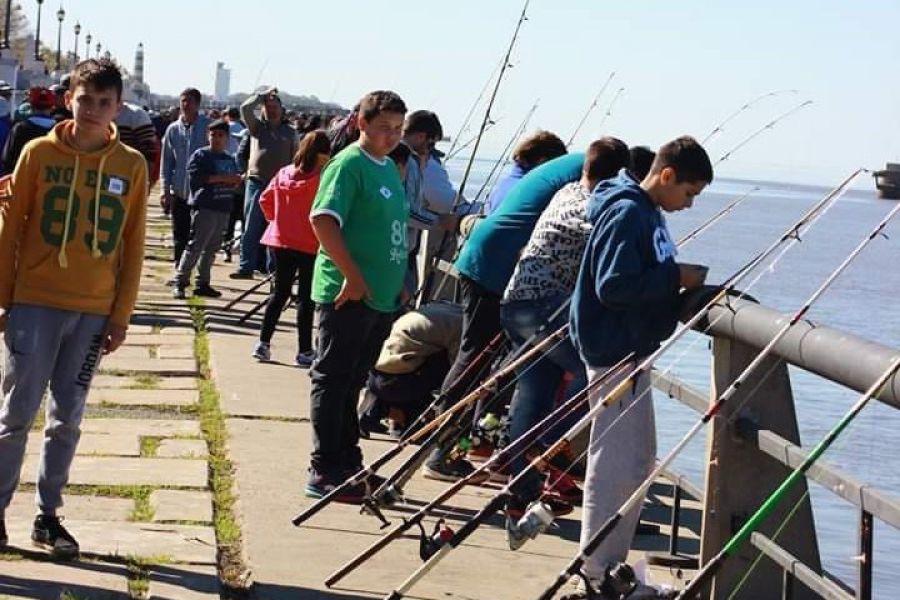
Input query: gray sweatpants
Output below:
<box><xmin>579</xmin><ymin>363</ymin><xmax>656</xmax><ymax>580</ymax></box>
<box><xmin>175</xmin><ymin>208</ymin><xmax>230</xmax><ymax>288</ymax></box>
<box><xmin>0</xmin><ymin>304</ymin><xmax>107</xmax><ymax>516</ymax></box>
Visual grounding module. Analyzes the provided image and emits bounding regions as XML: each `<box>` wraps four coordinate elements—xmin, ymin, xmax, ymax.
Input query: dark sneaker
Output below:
<box><xmin>0</xmin><ymin>518</ymin><xmax>7</xmax><ymax>547</ymax></box>
<box><xmin>358</xmin><ymin>414</ymin><xmax>388</xmax><ymax>439</ymax></box>
<box><xmin>505</xmin><ymin>493</ymin><xmax>573</xmax><ymax>521</ymax></box>
<box><xmin>229</xmin><ymin>271</ymin><xmax>254</xmax><ymax>280</ymax></box>
<box><xmin>304</xmin><ymin>468</ymin><xmax>366</xmax><ymax>504</ymax></box>
<box><xmin>32</xmin><ymin>515</ymin><xmax>79</xmax><ymax>559</ymax></box>
<box><xmin>193</xmin><ymin>285</ymin><xmax>222</xmax><ymax>298</ymax></box>
<box><xmin>251</xmin><ymin>342</ymin><xmax>271</xmax><ymax>362</ymax></box>
<box><xmin>164</xmin><ymin>277</ymin><xmax>178</xmax><ymax>287</ymax></box>
<box><xmin>294</xmin><ymin>350</ymin><xmax>316</xmax><ymax>368</ymax></box>
<box><xmin>422</xmin><ymin>458</ymin><xmax>490</xmax><ymax>485</ymax></box>
<box><xmin>172</xmin><ymin>287</ymin><xmax>187</xmax><ymax>300</ymax></box>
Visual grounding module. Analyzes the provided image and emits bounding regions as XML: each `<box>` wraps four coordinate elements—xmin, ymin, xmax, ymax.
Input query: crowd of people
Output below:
<box><xmin>0</xmin><ymin>58</ymin><xmax>715</xmax><ymax>598</ymax></box>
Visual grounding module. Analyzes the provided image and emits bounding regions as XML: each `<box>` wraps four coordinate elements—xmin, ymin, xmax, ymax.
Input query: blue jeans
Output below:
<box><xmin>501</xmin><ymin>295</ymin><xmax>587</xmax><ymax>501</ymax></box>
<box><xmin>238</xmin><ymin>177</ymin><xmax>268</xmax><ymax>274</ymax></box>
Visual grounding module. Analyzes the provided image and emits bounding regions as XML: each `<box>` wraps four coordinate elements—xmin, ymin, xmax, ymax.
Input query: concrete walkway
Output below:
<box><xmin>0</xmin><ymin>204</ymin><xmax>700</xmax><ymax>599</ymax></box>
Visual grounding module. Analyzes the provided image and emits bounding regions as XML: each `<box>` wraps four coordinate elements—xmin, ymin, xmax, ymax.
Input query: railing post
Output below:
<box><xmin>783</xmin><ymin>569</ymin><xmax>794</xmax><ymax>600</ymax></box>
<box><xmin>858</xmin><ymin>510</ymin><xmax>873</xmax><ymax>600</ymax></box>
<box><xmin>699</xmin><ymin>336</ymin><xmax>821</xmax><ymax>599</ymax></box>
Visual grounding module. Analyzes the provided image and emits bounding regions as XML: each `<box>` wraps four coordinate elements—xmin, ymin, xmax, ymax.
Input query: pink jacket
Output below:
<box><xmin>259</xmin><ymin>164</ymin><xmax>320</xmax><ymax>255</ymax></box>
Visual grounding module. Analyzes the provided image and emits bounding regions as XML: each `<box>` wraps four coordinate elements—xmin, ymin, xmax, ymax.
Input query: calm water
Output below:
<box><xmin>446</xmin><ymin>158</ymin><xmax>900</xmax><ymax>597</ymax></box>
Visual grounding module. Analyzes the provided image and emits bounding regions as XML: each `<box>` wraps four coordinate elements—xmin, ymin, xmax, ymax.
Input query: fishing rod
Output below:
<box><xmin>372</xmin><ymin>181</ymin><xmax>759</xmax><ymax>510</ymax></box>
<box><xmin>676</xmin><ymin>201</ymin><xmax>900</xmax><ymax>599</ymax></box>
<box><xmin>418</xmin><ymin>0</ymin><xmax>531</xmax><ymax>302</ymax></box>
<box><xmin>592</xmin><ymin>87</ymin><xmax>625</xmax><ymax>136</ymax></box>
<box><xmin>537</xmin><ymin>169</ymin><xmax>870</xmax><ymax>600</ymax></box>
<box><xmin>715</xmin><ymin>100</ymin><xmax>813</xmax><ymax>166</ymax></box>
<box><xmin>291</xmin><ymin>321</ymin><xmax>564</xmax><ymax>528</ymax></box>
<box><xmin>445</xmin><ymin>118</ymin><xmax>500</xmax><ymax>162</ymax></box>
<box><xmin>324</xmin><ymin>187</ymin><xmax>759</xmax><ymax>589</ymax></box>
<box><xmin>473</xmin><ymin>101</ymin><xmax>539</xmax><ymax>204</ymax></box>
<box><xmin>290</xmin><ymin>333</ymin><xmax>505</xmax><ymax>527</ymax></box>
<box><xmin>702</xmin><ymin>89</ymin><xmax>799</xmax><ymax>145</ymax></box>
<box><xmin>566</xmin><ymin>71</ymin><xmax>615</xmax><ymax>148</ymax></box>
<box><xmin>445</xmin><ymin>58</ymin><xmax>504</xmax><ymax>158</ymax></box>
<box><xmin>378</xmin><ymin>169</ymin><xmax>862</xmax><ymax>600</ymax></box>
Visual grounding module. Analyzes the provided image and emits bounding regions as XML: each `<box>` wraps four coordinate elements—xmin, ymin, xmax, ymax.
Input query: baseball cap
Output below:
<box><xmin>28</xmin><ymin>87</ymin><xmax>55</xmax><ymax>111</ymax></box>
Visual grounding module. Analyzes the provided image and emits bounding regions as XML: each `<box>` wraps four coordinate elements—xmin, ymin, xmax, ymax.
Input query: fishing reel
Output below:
<box><xmin>370</xmin><ymin>482</ymin><xmax>404</xmax><ymax>509</ymax></box>
<box><xmin>416</xmin><ymin>518</ymin><xmax>454</xmax><ymax>561</ymax></box>
<box><xmin>573</xmin><ymin>563</ymin><xmax>676</xmax><ymax>600</ymax></box>
<box><xmin>506</xmin><ymin>500</ymin><xmax>555</xmax><ymax>550</ymax></box>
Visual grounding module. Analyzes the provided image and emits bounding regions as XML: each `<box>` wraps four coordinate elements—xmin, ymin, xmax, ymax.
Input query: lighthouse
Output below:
<box><xmin>134</xmin><ymin>43</ymin><xmax>145</xmax><ymax>84</ymax></box>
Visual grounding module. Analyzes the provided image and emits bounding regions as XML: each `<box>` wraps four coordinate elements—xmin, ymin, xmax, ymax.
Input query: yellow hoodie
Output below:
<box><xmin>0</xmin><ymin>120</ymin><xmax>148</xmax><ymax>327</ymax></box>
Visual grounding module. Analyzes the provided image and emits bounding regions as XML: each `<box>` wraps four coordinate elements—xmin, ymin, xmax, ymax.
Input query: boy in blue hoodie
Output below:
<box><xmin>569</xmin><ymin>136</ymin><xmax>711</xmax><ymax>589</ymax></box>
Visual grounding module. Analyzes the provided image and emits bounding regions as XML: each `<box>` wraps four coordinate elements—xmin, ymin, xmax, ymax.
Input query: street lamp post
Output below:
<box><xmin>95</xmin><ymin>41</ymin><xmax>100</xmax><ymax>58</ymax></box>
<box><xmin>84</xmin><ymin>32</ymin><xmax>90</xmax><ymax>60</ymax></box>
<box><xmin>2</xmin><ymin>0</ymin><xmax>13</xmax><ymax>54</ymax></box>
<box><xmin>55</xmin><ymin>5</ymin><xmax>64</xmax><ymax>71</ymax></box>
<box><xmin>72</xmin><ymin>21</ymin><xmax>79</xmax><ymax>63</ymax></box>
<box><xmin>34</xmin><ymin>0</ymin><xmax>44</xmax><ymax>60</ymax></box>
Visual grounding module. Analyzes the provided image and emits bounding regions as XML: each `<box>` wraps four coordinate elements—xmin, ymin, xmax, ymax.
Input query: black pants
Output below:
<box><xmin>366</xmin><ymin>351</ymin><xmax>450</xmax><ymax>423</ymax></box>
<box><xmin>223</xmin><ymin>185</ymin><xmax>246</xmax><ymax>246</ymax></box>
<box><xmin>259</xmin><ymin>248</ymin><xmax>315</xmax><ymax>352</ymax></box>
<box><xmin>309</xmin><ymin>302</ymin><xmax>393</xmax><ymax>474</ymax></box>
<box><xmin>428</xmin><ymin>276</ymin><xmax>502</xmax><ymax>466</ymax></box>
<box><xmin>171</xmin><ymin>195</ymin><xmax>192</xmax><ymax>265</ymax></box>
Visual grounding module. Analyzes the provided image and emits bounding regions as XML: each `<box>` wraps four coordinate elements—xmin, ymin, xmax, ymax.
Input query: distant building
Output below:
<box><xmin>214</xmin><ymin>62</ymin><xmax>230</xmax><ymax>103</ymax></box>
<box><xmin>123</xmin><ymin>43</ymin><xmax>150</xmax><ymax>105</ymax></box>
<box><xmin>134</xmin><ymin>43</ymin><xmax>145</xmax><ymax>83</ymax></box>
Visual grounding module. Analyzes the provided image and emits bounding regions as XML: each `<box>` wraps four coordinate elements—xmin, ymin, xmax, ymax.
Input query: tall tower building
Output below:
<box><xmin>214</xmin><ymin>62</ymin><xmax>230</xmax><ymax>103</ymax></box>
<box><xmin>134</xmin><ymin>43</ymin><xmax>145</xmax><ymax>84</ymax></box>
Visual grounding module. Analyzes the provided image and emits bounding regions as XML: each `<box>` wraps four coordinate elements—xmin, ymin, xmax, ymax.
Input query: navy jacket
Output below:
<box><xmin>570</xmin><ymin>170</ymin><xmax>681</xmax><ymax>367</ymax></box>
<box><xmin>187</xmin><ymin>148</ymin><xmax>240</xmax><ymax>212</ymax></box>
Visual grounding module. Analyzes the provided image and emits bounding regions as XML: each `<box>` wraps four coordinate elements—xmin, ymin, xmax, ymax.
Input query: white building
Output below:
<box><xmin>214</xmin><ymin>62</ymin><xmax>230</xmax><ymax>103</ymax></box>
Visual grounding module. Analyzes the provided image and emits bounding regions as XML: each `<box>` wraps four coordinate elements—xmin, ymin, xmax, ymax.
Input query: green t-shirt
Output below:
<box><xmin>311</xmin><ymin>144</ymin><xmax>409</xmax><ymax>312</ymax></box>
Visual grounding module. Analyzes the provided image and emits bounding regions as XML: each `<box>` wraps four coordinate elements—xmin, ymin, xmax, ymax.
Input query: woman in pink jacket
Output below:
<box><xmin>252</xmin><ymin>130</ymin><xmax>331</xmax><ymax>366</ymax></box>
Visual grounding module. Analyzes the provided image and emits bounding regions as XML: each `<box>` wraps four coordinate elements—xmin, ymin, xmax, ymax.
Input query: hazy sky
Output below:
<box><xmin>45</xmin><ymin>0</ymin><xmax>900</xmax><ymax>184</ymax></box>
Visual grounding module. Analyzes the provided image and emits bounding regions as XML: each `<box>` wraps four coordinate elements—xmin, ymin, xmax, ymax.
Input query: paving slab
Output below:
<box><xmin>157</xmin><ymin>439</ymin><xmax>208</xmax><ymax>459</ymax></box>
<box><xmin>7</xmin><ymin>493</ymin><xmax>134</xmax><ymax>522</ymax></box>
<box><xmin>116</xmin><ymin>334</ymin><xmax>195</xmax><ymax>347</ymax></box>
<box><xmin>91</xmin><ymin>375</ymin><xmax>198</xmax><ymax>390</ymax></box>
<box><xmin>89</xmin><ymin>388</ymin><xmax>199</xmax><ymax>407</ymax></box>
<box><xmin>26</xmin><ymin>432</ymin><xmax>140</xmax><ymax>457</ymax></box>
<box><xmin>4</xmin><ymin>520</ymin><xmax>217</xmax><ymax>564</ymax></box>
<box><xmin>150</xmin><ymin>489</ymin><xmax>213</xmax><ymax>523</ymax></box>
<box><xmin>0</xmin><ymin>559</ymin><xmax>130</xmax><ymax>599</ymax></box>
<box><xmin>148</xmin><ymin>564</ymin><xmax>220</xmax><ymax>600</ymax></box>
<box><xmin>21</xmin><ymin>456</ymin><xmax>208</xmax><ymax>488</ymax></box>
<box><xmin>100</xmin><ymin>357</ymin><xmax>197</xmax><ymax>375</ymax></box>
<box><xmin>80</xmin><ymin>418</ymin><xmax>202</xmax><ymax>438</ymax></box>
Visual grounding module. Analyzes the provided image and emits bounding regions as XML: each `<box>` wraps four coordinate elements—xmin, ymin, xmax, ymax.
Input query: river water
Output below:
<box><xmin>445</xmin><ymin>158</ymin><xmax>900</xmax><ymax>597</ymax></box>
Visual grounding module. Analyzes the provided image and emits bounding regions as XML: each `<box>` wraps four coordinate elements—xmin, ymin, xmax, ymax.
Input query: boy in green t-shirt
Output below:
<box><xmin>306</xmin><ymin>90</ymin><xmax>409</xmax><ymax>502</ymax></box>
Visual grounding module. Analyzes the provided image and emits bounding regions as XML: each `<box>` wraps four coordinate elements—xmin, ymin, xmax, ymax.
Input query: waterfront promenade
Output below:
<box><xmin>0</xmin><ymin>204</ymin><xmax>698</xmax><ymax>599</ymax></box>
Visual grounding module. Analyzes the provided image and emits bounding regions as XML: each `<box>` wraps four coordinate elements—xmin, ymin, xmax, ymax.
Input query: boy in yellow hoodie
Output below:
<box><xmin>0</xmin><ymin>59</ymin><xmax>147</xmax><ymax>559</ymax></box>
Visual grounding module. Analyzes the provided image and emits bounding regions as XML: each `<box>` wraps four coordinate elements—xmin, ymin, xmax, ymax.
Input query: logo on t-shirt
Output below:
<box><xmin>107</xmin><ymin>177</ymin><xmax>125</xmax><ymax>195</ymax></box>
<box><xmin>652</xmin><ymin>226</ymin><xmax>677</xmax><ymax>263</ymax></box>
<box><xmin>379</xmin><ymin>186</ymin><xmax>392</xmax><ymax>199</ymax></box>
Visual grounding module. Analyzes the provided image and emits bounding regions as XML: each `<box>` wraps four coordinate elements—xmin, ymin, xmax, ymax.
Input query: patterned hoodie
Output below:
<box><xmin>0</xmin><ymin>120</ymin><xmax>148</xmax><ymax>326</ymax></box>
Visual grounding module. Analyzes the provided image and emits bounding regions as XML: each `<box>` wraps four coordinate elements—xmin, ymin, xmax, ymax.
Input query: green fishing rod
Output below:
<box><xmin>566</xmin><ymin>71</ymin><xmax>615</xmax><ymax>148</ymax></box>
<box><xmin>676</xmin><ymin>199</ymin><xmax>900</xmax><ymax>599</ymax></box>
<box><xmin>537</xmin><ymin>169</ymin><xmax>873</xmax><ymax>600</ymax></box>
<box><xmin>715</xmin><ymin>99</ymin><xmax>813</xmax><ymax>166</ymax></box>
<box><xmin>702</xmin><ymin>89</ymin><xmax>799</xmax><ymax>145</ymax></box>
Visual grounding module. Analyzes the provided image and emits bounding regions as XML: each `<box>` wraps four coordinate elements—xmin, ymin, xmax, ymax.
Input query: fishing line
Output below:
<box><xmin>567</xmin><ymin>71</ymin><xmax>616</xmax><ymax>148</ymax></box>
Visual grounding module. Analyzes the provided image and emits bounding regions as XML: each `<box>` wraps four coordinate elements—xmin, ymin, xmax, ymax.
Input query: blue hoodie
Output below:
<box><xmin>570</xmin><ymin>169</ymin><xmax>681</xmax><ymax>367</ymax></box>
<box><xmin>455</xmin><ymin>153</ymin><xmax>583</xmax><ymax>295</ymax></box>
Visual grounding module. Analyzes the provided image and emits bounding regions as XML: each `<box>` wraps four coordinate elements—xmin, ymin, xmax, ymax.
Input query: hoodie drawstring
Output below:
<box><xmin>57</xmin><ymin>155</ymin><xmax>80</xmax><ymax>268</ymax></box>
<box><xmin>92</xmin><ymin>153</ymin><xmax>108</xmax><ymax>258</ymax></box>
